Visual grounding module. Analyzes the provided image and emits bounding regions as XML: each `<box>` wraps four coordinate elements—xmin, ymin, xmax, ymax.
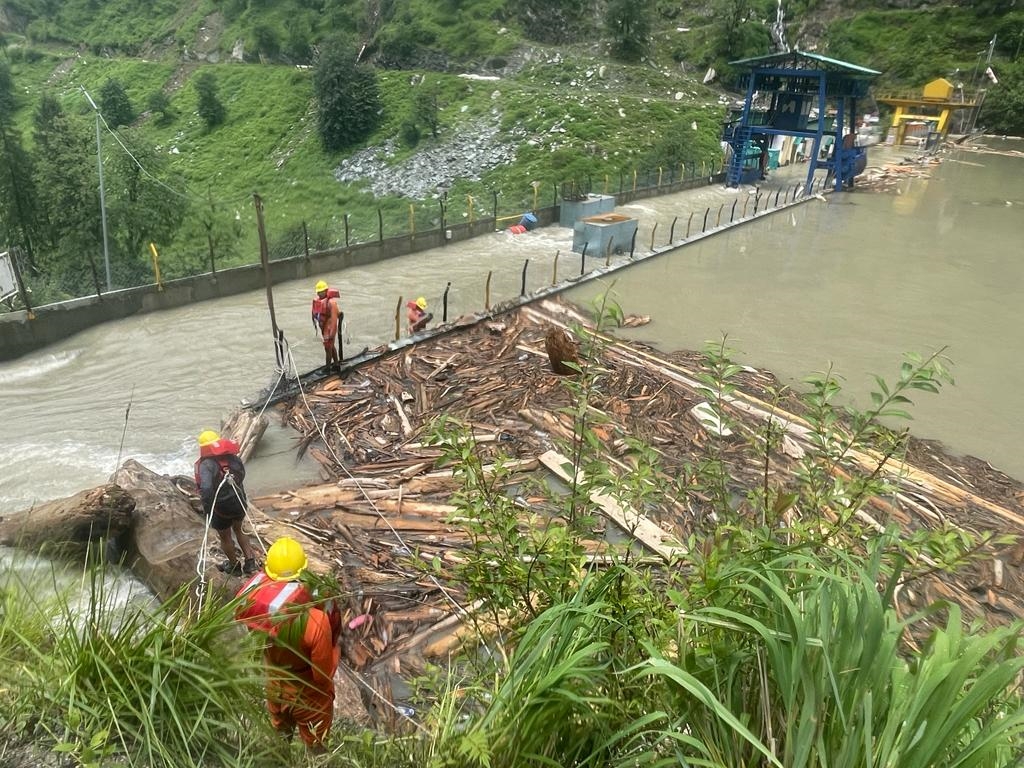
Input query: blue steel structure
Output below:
<box><xmin>723</xmin><ymin>51</ymin><xmax>881</xmax><ymax>192</ymax></box>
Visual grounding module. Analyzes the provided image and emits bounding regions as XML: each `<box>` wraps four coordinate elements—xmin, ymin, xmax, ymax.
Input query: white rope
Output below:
<box><xmin>284</xmin><ymin>345</ymin><xmax>467</xmax><ymax>616</ymax></box>
<box><xmin>193</xmin><ymin>363</ymin><xmax>289</xmax><ymax>599</ymax></box>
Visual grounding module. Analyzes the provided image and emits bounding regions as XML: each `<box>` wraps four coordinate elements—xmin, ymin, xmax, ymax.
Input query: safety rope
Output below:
<box><xmin>193</xmin><ymin>363</ymin><xmax>288</xmax><ymax>606</ymax></box>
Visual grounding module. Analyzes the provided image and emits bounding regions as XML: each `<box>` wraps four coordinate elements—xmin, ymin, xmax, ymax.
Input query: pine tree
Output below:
<box><xmin>194</xmin><ymin>71</ymin><xmax>226</xmax><ymax>130</ymax></box>
<box><xmin>314</xmin><ymin>40</ymin><xmax>381</xmax><ymax>152</ymax></box>
<box><xmin>100</xmin><ymin>78</ymin><xmax>134</xmax><ymax>128</ymax></box>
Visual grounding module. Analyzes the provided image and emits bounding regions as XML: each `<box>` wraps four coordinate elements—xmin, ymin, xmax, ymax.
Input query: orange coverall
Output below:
<box><xmin>319</xmin><ymin>295</ymin><xmax>340</xmax><ymax>349</ymax></box>
<box><xmin>265</xmin><ymin>607</ymin><xmax>339</xmax><ymax>748</ymax></box>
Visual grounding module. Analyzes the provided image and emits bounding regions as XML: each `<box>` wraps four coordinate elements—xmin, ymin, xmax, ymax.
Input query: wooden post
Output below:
<box><xmin>254</xmin><ymin>193</ymin><xmax>283</xmax><ymax>369</ymax></box>
<box><xmin>484</xmin><ymin>271</ymin><xmax>492</xmax><ymax>311</ymax></box>
<box><xmin>395</xmin><ymin>296</ymin><xmax>403</xmax><ymax>340</ymax></box>
<box><xmin>552</xmin><ymin>250</ymin><xmax>559</xmax><ymax>285</ymax></box>
<box><xmin>649</xmin><ymin>222</ymin><xmax>658</xmax><ymax>251</ymax></box>
<box><xmin>685</xmin><ymin>211</ymin><xmax>694</xmax><ymax>238</ymax></box>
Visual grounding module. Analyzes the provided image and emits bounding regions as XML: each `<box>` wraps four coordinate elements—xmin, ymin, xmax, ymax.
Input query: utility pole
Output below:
<box><xmin>81</xmin><ymin>87</ymin><xmax>112</xmax><ymax>293</ymax></box>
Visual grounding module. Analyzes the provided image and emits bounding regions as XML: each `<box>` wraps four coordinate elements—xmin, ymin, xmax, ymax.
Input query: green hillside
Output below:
<box><xmin>0</xmin><ymin>0</ymin><xmax>1021</xmax><ymax>303</ymax></box>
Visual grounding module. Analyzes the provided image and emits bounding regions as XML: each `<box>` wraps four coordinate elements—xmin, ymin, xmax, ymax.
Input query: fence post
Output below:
<box><xmin>701</xmin><ymin>207</ymin><xmax>710</xmax><ymax>233</ymax></box>
<box><xmin>484</xmin><ymin>270</ymin><xmax>492</xmax><ymax>311</ymax></box>
<box><xmin>742</xmin><ymin>196</ymin><xmax>750</xmax><ymax>218</ymax></box>
<box><xmin>467</xmin><ymin>195</ymin><xmax>474</xmax><ymax>225</ymax></box>
<box><xmin>604</xmin><ymin>175</ymin><xmax>609</xmax><ymax>195</ymax></box>
<box><xmin>685</xmin><ymin>211</ymin><xmax>694</xmax><ymax>238</ymax></box>
<box><xmin>409</xmin><ymin>204</ymin><xmax>415</xmax><ymax>236</ymax></box>
<box><xmin>148</xmin><ymin>242</ymin><xmax>163</xmax><ymax>291</ymax></box>
<box><xmin>521</xmin><ymin>259</ymin><xmax>530</xmax><ymax>296</ymax></box>
<box><xmin>630</xmin><ymin>228</ymin><xmax>637</xmax><ymax>259</ymax></box>
<box><xmin>632</xmin><ymin>168</ymin><xmax>638</xmax><ymax>192</ymax></box>
<box><xmin>552</xmin><ymin>250</ymin><xmax>559</xmax><ymax>285</ymax></box>
<box><xmin>753</xmin><ymin>194</ymin><xmax>760</xmax><ymax>215</ymax></box>
<box><xmin>668</xmin><ymin>215</ymin><xmax>678</xmax><ymax>243</ymax></box>
<box><xmin>442</xmin><ymin>281</ymin><xmax>451</xmax><ymax>322</ymax></box>
<box><xmin>605</xmin><ymin>240</ymin><xmax>613</xmax><ymax>267</ymax></box>
<box><xmin>395</xmin><ymin>296</ymin><xmax>403</xmax><ymax>341</ymax></box>
<box><xmin>649</xmin><ymin>222</ymin><xmax>658</xmax><ymax>251</ymax></box>
<box><xmin>378</xmin><ymin>209</ymin><xmax>383</xmax><ymax>242</ymax></box>
<box><xmin>658</xmin><ymin>166</ymin><xmax>663</xmax><ymax>188</ymax></box>
<box><xmin>302</xmin><ymin>222</ymin><xmax>309</xmax><ymax>258</ymax></box>
<box><xmin>580</xmin><ymin>243</ymin><xmax>588</xmax><ymax>274</ymax></box>
<box><xmin>493</xmin><ymin>191</ymin><xmax>498</xmax><ymax>225</ymax></box>
<box><xmin>439</xmin><ymin>196</ymin><xmax>447</xmax><ymax>245</ymax></box>
<box><xmin>730</xmin><ymin>199</ymin><xmax>738</xmax><ymax>222</ymax></box>
<box><xmin>344</xmin><ymin>213</ymin><xmax>350</xmax><ymax>248</ymax></box>
<box><xmin>774</xmin><ymin>189</ymin><xmax>781</xmax><ymax>207</ymax></box>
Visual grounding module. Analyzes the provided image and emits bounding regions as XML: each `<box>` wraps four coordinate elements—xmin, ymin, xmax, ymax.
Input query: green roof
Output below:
<box><xmin>730</xmin><ymin>50</ymin><xmax>881</xmax><ymax>78</ymax></box>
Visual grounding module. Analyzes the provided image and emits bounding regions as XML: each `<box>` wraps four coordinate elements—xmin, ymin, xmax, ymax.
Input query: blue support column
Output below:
<box><xmin>805</xmin><ymin>71</ymin><xmax>827</xmax><ymax>194</ymax></box>
<box><xmin>833</xmin><ymin>96</ymin><xmax>846</xmax><ymax>191</ymax></box>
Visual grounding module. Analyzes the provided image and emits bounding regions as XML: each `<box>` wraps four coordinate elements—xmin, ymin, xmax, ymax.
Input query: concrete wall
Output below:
<box><xmin>0</xmin><ymin>177</ymin><xmax>719</xmax><ymax>363</ymax></box>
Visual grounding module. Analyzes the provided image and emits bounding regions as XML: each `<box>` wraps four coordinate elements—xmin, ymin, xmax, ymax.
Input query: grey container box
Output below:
<box><xmin>559</xmin><ymin>194</ymin><xmax>616</xmax><ymax>228</ymax></box>
<box><xmin>572</xmin><ymin>213</ymin><xmax>638</xmax><ymax>257</ymax></box>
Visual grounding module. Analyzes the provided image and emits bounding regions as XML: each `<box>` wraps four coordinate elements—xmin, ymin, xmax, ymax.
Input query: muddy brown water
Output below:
<box><xmin>1</xmin><ymin>140</ymin><xmax>1021</xmax><ymax>514</ymax></box>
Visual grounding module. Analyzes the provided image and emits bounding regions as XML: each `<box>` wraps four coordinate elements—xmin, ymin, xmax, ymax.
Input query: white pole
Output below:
<box><xmin>82</xmin><ymin>87</ymin><xmax>112</xmax><ymax>292</ymax></box>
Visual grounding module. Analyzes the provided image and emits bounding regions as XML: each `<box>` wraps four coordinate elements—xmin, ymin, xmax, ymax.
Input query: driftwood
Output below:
<box><xmin>221</xmin><ymin>407</ymin><xmax>268</xmax><ymax>462</ymax></box>
<box><xmin>1</xmin><ymin>484</ymin><xmax>135</xmax><ymax>557</ymax></box>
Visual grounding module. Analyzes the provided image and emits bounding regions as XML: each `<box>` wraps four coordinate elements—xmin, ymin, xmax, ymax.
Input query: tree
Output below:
<box><xmin>147</xmin><ymin>90</ymin><xmax>173</xmax><ymax>123</ymax></box>
<box><xmin>251</xmin><ymin>24</ymin><xmax>279</xmax><ymax>61</ymax></box>
<box><xmin>413</xmin><ymin>81</ymin><xmax>441</xmax><ymax>139</ymax></box>
<box><xmin>0</xmin><ymin>63</ymin><xmax>40</xmax><ymax>268</ymax></box>
<box><xmin>99</xmin><ymin>78</ymin><xmax>133</xmax><ymax>127</ymax></box>
<box><xmin>194</xmin><ymin>70</ymin><xmax>226</xmax><ymax>130</ymax></box>
<box><xmin>30</xmin><ymin>108</ymin><xmax>105</xmax><ymax>296</ymax></box>
<box><xmin>313</xmin><ymin>40</ymin><xmax>381</xmax><ymax>152</ymax></box>
<box><xmin>104</xmin><ymin>129</ymin><xmax>189</xmax><ymax>284</ymax></box>
<box><xmin>979</xmin><ymin>61</ymin><xmax>1024</xmax><ymax>134</ymax></box>
<box><xmin>605</xmin><ymin>0</ymin><xmax>652</xmax><ymax>62</ymax></box>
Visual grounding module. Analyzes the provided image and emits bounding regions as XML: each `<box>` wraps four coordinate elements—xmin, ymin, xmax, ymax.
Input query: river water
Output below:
<box><xmin>1</xmin><ymin>140</ymin><xmax>1021</xmax><ymax>513</ymax></box>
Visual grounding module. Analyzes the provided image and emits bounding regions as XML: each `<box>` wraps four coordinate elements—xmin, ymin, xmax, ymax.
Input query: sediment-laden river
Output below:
<box><xmin>1</xmin><ymin>140</ymin><xmax>1021</xmax><ymax>512</ymax></box>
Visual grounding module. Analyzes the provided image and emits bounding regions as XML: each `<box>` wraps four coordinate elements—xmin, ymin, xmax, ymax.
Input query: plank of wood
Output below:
<box><xmin>538</xmin><ymin>450</ymin><xmax>687</xmax><ymax>560</ymax></box>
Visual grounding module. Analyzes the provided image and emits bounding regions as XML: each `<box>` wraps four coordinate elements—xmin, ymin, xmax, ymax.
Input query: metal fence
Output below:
<box><xmin>2</xmin><ymin>161</ymin><xmax>725</xmax><ymax>313</ymax></box>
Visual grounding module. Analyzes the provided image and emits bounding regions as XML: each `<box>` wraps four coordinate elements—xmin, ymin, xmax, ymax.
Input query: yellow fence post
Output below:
<box><xmin>604</xmin><ymin>175</ymin><xmax>609</xmax><ymax>195</ymax></box>
<box><xmin>409</xmin><ymin>204</ymin><xmax>415</xmax><ymax>236</ymax></box>
<box><xmin>632</xmin><ymin>169</ymin><xmax>638</xmax><ymax>192</ymax></box>
<box><xmin>467</xmin><ymin>195</ymin><xmax>475</xmax><ymax>225</ymax></box>
<box><xmin>148</xmin><ymin>242</ymin><xmax>163</xmax><ymax>291</ymax></box>
<box><xmin>649</xmin><ymin>222</ymin><xmax>658</xmax><ymax>251</ymax></box>
<box><xmin>658</xmin><ymin>167</ymin><xmax>663</xmax><ymax>188</ymax></box>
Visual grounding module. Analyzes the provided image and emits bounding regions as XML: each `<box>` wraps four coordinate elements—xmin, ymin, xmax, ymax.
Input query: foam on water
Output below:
<box><xmin>0</xmin><ymin>349</ymin><xmax>81</xmax><ymax>386</ymax></box>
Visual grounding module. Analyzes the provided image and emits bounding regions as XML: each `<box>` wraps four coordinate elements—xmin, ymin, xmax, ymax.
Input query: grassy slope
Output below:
<box><xmin>3</xmin><ymin>0</ymin><xmax>1019</xmax><ymax>264</ymax></box>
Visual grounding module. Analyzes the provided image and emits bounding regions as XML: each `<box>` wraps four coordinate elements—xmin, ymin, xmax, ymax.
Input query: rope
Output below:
<box><xmin>193</xmin><ymin>363</ymin><xmax>289</xmax><ymax>601</ymax></box>
<box><xmin>284</xmin><ymin>345</ymin><xmax>467</xmax><ymax>617</ymax></box>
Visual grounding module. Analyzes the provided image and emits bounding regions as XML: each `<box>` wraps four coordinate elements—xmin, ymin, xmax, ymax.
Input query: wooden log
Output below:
<box><xmin>221</xmin><ymin>407</ymin><xmax>268</xmax><ymax>463</ymax></box>
<box><xmin>0</xmin><ymin>484</ymin><xmax>135</xmax><ymax>558</ymax></box>
<box><xmin>539</xmin><ymin>450</ymin><xmax>687</xmax><ymax>560</ymax></box>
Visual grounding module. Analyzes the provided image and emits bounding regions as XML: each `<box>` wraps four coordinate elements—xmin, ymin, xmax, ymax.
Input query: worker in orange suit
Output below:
<box><xmin>235</xmin><ymin>537</ymin><xmax>339</xmax><ymax>753</ymax></box>
<box><xmin>313</xmin><ymin>280</ymin><xmax>342</xmax><ymax>374</ymax></box>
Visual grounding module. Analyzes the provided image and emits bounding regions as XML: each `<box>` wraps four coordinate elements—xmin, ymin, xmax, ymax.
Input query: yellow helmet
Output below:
<box><xmin>415</xmin><ymin>296</ymin><xmax>427</xmax><ymax>309</ymax></box>
<box><xmin>315</xmin><ymin>280</ymin><xmax>328</xmax><ymax>293</ymax></box>
<box><xmin>198</xmin><ymin>430</ymin><xmax>220</xmax><ymax>447</ymax></box>
<box><xmin>265</xmin><ymin>537</ymin><xmax>308</xmax><ymax>581</ymax></box>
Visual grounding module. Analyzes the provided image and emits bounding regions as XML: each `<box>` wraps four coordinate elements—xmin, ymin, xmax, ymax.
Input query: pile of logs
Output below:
<box><xmin>9</xmin><ymin>296</ymin><xmax>1024</xmax><ymax>725</ymax></box>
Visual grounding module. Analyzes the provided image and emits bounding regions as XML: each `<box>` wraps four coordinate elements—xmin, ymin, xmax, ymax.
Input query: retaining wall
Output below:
<box><xmin>0</xmin><ymin>174</ymin><xmax>729</xmax><ymax>363</ymax></box>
